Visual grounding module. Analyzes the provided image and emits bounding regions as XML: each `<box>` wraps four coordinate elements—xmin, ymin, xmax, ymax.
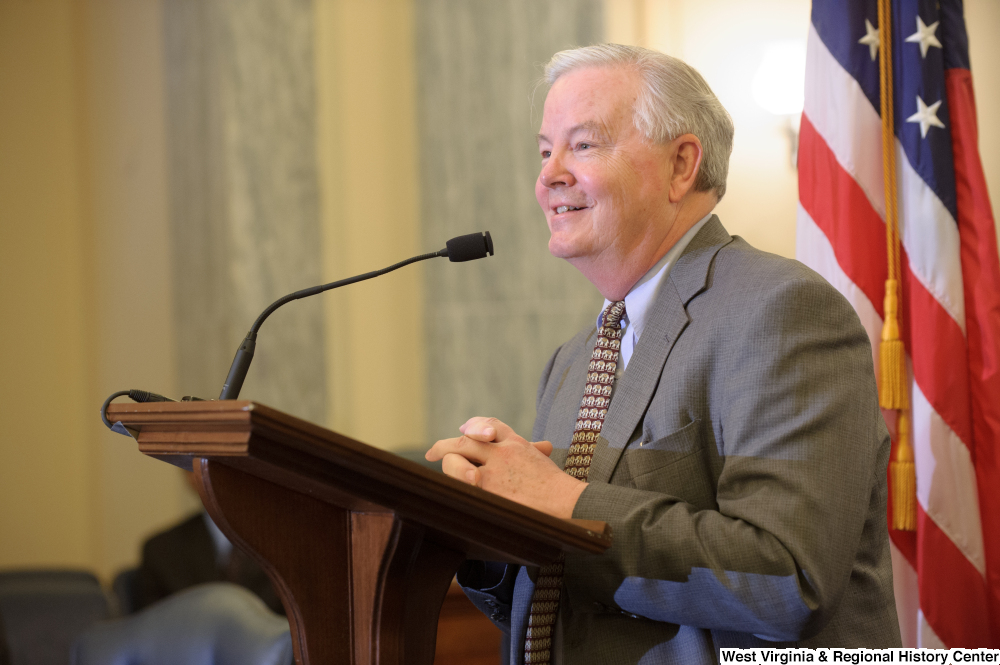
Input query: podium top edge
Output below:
<box><xmin>107</xmin><ymin>400</ymin><xmax>612</xmax><ymax>555</ymax></box>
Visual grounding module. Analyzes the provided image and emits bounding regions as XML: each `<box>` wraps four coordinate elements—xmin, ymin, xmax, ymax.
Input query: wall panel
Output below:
<box><xmin>416</xmin><ymin>0</ymin><xmax>605</xmax><ymax>442</ymax></box>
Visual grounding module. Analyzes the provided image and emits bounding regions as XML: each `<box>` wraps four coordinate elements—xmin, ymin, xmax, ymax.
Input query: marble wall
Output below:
<box><xmin>163</xmin><ymin>0</ymin><xmax>327</xmax><ymax>423</ymax></box>
<box><xmin>161</xmin><ymin>0</ymin><xmax>605</xmax><ymax>442</ymax></box>
<box><xmin>415</xmin><ymin>0</ymin><xmax>606</xmax><ymax>441</ymax></box>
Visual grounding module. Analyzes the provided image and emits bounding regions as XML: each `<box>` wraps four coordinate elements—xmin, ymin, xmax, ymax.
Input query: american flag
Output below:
<box><xmin>796</xmin><ymin>0</ymin><xmax>1000</xmax><ymax>647</ymax></box>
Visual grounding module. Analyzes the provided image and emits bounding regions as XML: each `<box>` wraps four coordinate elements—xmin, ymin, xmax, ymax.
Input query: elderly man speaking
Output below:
<box><xmin>427</xmin><ymin>44</ymin><xmax>901</xmax><ymax>664</ymax></box>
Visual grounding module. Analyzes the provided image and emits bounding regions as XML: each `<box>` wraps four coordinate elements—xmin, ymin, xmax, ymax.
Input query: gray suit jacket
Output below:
<box><xmin>459</xmin><ymin>217</ymin><xmax>900</xmax><ymax>663</ymax></box>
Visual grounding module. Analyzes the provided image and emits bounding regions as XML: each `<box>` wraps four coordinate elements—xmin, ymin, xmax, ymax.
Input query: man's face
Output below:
<box><xmin>535</xmin><ymin>66</ymin><xmax>674</xmax><ymax>266</ymax></box>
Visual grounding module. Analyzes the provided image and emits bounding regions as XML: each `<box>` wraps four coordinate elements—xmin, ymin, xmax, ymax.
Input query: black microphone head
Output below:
<box><xmin>445</xmin><ymin>231</ymin><xmax>494</xmax><ymax>262</ymax></box>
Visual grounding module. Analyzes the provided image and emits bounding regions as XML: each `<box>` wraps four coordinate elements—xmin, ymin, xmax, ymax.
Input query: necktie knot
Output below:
<box><xmin>601</xmin><ymin>300</ymin><xmax>627</xmax><ymax>330</ymax></box>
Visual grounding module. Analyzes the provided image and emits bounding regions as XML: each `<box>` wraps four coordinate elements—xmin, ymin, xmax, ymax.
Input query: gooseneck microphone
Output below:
<box><xmin>217</xmin><ymin>231</ymin><xmax>494</xmax><ymax>400</ymax></box>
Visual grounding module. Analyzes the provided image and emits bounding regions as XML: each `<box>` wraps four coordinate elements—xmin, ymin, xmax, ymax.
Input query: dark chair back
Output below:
<box><xmin>0</xmin><ymin>570</ymin><xmax>109</xmax><ymax>665</ymax></box>
<box><xmin>109</xmin><ymin>569</ymin><xmax>139</xmax><ymax>617</ymax></box>
<box><xmin>0</xmin><ymin>611</ymin><xmax>12</xmax><ymax>665</ymax></box>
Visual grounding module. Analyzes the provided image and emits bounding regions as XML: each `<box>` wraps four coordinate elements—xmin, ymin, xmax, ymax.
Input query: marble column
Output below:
<box><xmin>163</xmin><ymin>0</ymin><xmax>326</xmax><ymax>423</ymax></box>
<box><xmin>415</xmin><ymin>0</ymin><xmax>605</xmax><ymax>440</ymax></box>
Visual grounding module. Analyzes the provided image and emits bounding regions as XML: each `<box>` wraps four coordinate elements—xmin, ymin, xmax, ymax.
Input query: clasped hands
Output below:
<box><xmin>425</xmin><ymin>417</ymin><xmax>587</xmax><ymax>519</ymax></box>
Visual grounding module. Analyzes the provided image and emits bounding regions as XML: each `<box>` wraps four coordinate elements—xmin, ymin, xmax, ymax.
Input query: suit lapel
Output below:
<box><xmin>585</xmin><ymin>216</ymin><xmax>733</xmax><ymax>485</ymax></box>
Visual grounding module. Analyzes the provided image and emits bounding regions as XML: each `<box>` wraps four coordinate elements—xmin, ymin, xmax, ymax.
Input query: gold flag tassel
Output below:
<box><xmin>891</xmin><ymin>411</ymin><xmax>917</xmax><ymax>530</ymax></box>
<box><xmin>877</xmin><ymin>0</ymin><xmax>915</xmax><ymax>530</ymax></box>
<box><xmin>880</xmin><ymin>280</ymin><xmax>908</xmax><ymax>411</ymax></box>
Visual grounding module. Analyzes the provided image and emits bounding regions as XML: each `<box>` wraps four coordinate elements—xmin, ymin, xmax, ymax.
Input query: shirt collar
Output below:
<box><xmin>598</xmin><ymin>212</ymin><xmax>714</xmax><ymax>337</ymax></box>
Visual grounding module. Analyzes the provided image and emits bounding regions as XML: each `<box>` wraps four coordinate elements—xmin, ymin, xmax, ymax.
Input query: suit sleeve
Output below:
<box><xmin>564</xmin><ymin>277</ymin><xmax>889</xmax><ymax>640</ymax></box>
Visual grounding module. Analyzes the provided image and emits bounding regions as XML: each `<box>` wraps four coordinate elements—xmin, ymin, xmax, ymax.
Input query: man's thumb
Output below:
<box><xmin>532</xmin><ymin>440</ymin><xmax>554</xmax><ymax>457</ymax></box>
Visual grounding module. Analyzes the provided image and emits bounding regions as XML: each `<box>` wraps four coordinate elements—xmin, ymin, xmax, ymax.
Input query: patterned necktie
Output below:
<box><xmin>524</xmin><ymin>300</ymin><xmax>626</xmax><ymax>665</ymax></box>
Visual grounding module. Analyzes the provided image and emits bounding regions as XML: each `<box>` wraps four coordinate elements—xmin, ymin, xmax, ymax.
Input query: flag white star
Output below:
<box><xmin>906</xmin><ymin>95</ymin><xmax>946</xmax><ymax>138</ymax></box>
<box><xmin>859</xmin><ymin>19</ymin><xmax>880</xmax><ymax>61</ymax></box>
<box><xmin>904</xmin><ymin>16</ymin><xmax>943</xmax><ymax>58</ymax></box>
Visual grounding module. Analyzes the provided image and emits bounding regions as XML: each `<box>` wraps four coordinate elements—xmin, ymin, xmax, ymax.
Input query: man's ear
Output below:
<box><xmin>668</xmin><ymin>133</ymin><xmax>704</xmax><ymax>203</ymax></box>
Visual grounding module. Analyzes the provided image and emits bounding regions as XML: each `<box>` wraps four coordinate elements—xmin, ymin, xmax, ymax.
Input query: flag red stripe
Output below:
<box><xmin>798</xmin><ymin>115</ymin><xmax>973</xmax><ymax>446</ymax></box>
<box><xmin>902</xmin><ymin>262</ymin><xmax>973</xmax><ymax>446</ymax></box>
<box><xmin>946</xmin><ymin>67</ymin><xmax>1000</xmax><ymax>638</ymax></box>
<box><xmin>797</xmin><ymin>116</ymin><xmax>887</xmax><ymax>307</ymax></box>
<box><xmin>917</xmin><ymin>505</ymin><xmax>994</xmax><ymax>647</ymax></box>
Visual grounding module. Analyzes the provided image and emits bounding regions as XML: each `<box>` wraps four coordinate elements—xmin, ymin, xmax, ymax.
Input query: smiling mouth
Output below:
<box><xmin>555</xmin><ymin>205</ymin><xmax>585</xmax><ymax>214</ymax></box>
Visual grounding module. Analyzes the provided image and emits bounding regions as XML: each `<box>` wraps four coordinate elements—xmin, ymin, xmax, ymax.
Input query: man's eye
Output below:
<box><xmin>541</xmin><ymin>150</ymin><xmax>551</xmax><ymax>158</ymax></box>
<box><xmin>578</xmin><ymin>143</ymin><xmax>591</xmax><ymax>150</ymax></box>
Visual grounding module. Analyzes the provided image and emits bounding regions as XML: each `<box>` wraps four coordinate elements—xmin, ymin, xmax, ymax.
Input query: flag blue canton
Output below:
<box><xmin>809</xmin><ymin>0</ymin><xmax>975</xmax><ymax>222</ymax></box>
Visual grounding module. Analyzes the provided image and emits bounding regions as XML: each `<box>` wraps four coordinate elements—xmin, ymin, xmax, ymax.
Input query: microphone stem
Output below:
<box><xmin>250</xmin><ymin>250</ymin><xmax>445</xmax><ymax>335</ymax></box>
<box><xmin>220</xmin><ymin>248</ymin><xmax>446</xmax><ymax>400</ymax></box>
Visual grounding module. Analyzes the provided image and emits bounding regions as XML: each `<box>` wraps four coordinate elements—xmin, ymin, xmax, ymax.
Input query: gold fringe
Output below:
<box><xmin>879</xmin><ymin>280</ymin><xmax>909</xmax><ymax>410</ymax></box>
<box><xmin>891</xmin><ymin>411</ymin><xmax>917</xmax><ymax>531</ymax></box>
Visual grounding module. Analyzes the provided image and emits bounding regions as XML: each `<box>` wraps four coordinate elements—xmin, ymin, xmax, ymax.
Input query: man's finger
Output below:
<box><xmin>426</xmin><ymin>435</ymin><xmax>491</xmax><ymax>464</ymax></box>
<box><xmin>460</xmin><ymin>416</ymin><xmax>520</xmax><ymax>442</ymax></box>
<box><xmin>425</xmin><ymin>436</ymin><xmax>459</xmax><ymax>462</ymax></box>
<box><xmin>459</xmin><ymin>417</ymin><xmax>498</xmax><ymax>441</ymax></box>
<box><xmin>442</xmin><ymin>452</ymin><xmax>479</xmax><ymax>485</ymax></box>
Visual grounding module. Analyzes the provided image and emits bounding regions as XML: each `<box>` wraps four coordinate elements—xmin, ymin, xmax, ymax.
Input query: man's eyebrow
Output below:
<box><xmin>536</xmin><ymin>121</ymin><xmax>609</xmax><ymax>145</ymax></box>
<box><xmin>570</xmin><ymin>121</ymin><xmax>608</xmax><ymax>138</ymax></box>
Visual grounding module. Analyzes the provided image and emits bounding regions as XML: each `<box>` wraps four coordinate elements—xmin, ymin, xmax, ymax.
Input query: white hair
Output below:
<box><xmin>544</xmin><ymin>44</ymin><xmax>734</xmax><ymax>200</ymax></box>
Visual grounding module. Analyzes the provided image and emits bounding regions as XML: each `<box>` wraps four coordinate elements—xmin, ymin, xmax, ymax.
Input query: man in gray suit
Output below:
<box><xmin>427</xmin><ymin>44</ymin><xmax>900</xmax><ymax>663</ymax></box>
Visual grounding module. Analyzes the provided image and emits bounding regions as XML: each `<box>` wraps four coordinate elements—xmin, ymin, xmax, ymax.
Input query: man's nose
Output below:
<box><xmin>539</xmin><ymin>151</ymin><xmax>575</xmax><ymax>188</ymax></box>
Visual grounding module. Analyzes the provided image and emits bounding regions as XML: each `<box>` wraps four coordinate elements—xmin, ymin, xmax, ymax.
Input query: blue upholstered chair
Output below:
<box><xmin>71</xmin><ymin>583</ymin><xmax>292</xmax><ymax>665</ymax></box>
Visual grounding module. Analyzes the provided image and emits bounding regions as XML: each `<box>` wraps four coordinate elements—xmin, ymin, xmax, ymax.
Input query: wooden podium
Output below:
<box><xmin>107</xmin><ymin>400</ymin><xmax>611</xmax><ymax>665</ymax></box>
